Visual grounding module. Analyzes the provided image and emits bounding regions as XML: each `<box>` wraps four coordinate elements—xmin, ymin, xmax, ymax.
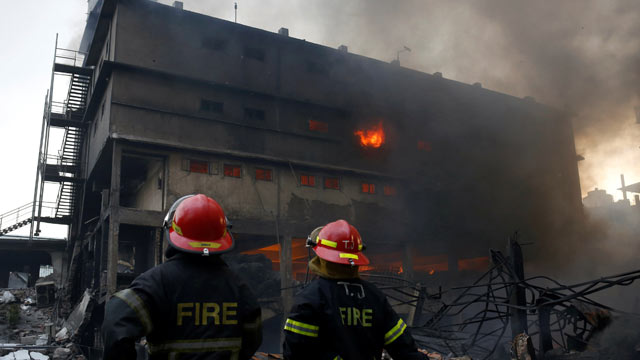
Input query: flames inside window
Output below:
<box><xmin>255</xmin><ymin>168</ymin><xmax>272</xmax><ymax>181</ymax></box>
<box><xmin>224</xmin><ymin>164</ymin><xmax>242</xmax><ymax>178</ymax></box>
<box><xmin>300</xmin><ymin>174</ymin><xmax>315</xmax><ymax>186</ymax></box>
<box><xmin>361</xmin><ymin>182</ymin><xmax>376</xmax><ymax>194</ymax></box>
<box><xmin>354</xmin><ymin>121</ymin><xmax>385</xmax><ymax>148</ymax></box>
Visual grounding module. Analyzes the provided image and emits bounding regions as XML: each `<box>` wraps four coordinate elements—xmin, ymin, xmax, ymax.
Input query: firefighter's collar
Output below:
<box><xmin>309</xmin><ymin>256</ymin><xmax>359</xmax><ymax>280</ymax></box>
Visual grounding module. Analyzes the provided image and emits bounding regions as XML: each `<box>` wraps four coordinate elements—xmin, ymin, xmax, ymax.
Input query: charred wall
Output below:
<box><xmin>77</xmin><ymin>0</ymin><xmax>583</xmax><ymax>294</ymax></box>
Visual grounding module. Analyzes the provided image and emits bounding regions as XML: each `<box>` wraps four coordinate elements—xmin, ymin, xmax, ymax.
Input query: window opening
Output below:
<box><xmin>255</xmin><ymin>168</ymin><xmax>272</xmax><ymax>181</ymax></box>
<box><xmin>244</xmin><ymin>46</ymin><xmax>265</xmax><ymax>62</ymax></box>
<box><xmin>309</xmin><ymin>119</ymin><xmax>328</xmax><ymax>133</ymax></box>
<box><xmin>188</xmin><ymin>160</ymin><xmax>209</xmax><ymax>174</ymax></box>
<box><xmin>202</xmin><ymin>37</ymin><xmax>227</xmax><ymax>51</ymax></box>
<box><xmin>361</xmin><ymin>182</ymin><xmax>376</xmax><ymax>194</ymax></box>
<box><xmin>224</xmin><ymin>164</ymin><xmax>242</xmax><ymax>178</ymax></box>
<box><xmin>417</xmin><ymin>141</ymin><xmax>432</xmax><ymax>152</ymax></box>
<box><xmin>201</xmin><ymin>99</ymin><xmax>224</xmax><ymax>113</ymax></box>
<box><xmin>383</xmin><ymin>185</ymin><xmax>397</xmax><ymax>196</ymax></box>
<box><xmin>324</xmin><ymin>177</ymin><xmax>340</xmax><ymax>190</ymax></box>
<box><xmin>300</xmin><ymin>174</ymin><xmax>315</xmax><ymax>187</ymax></box>
<box><xmin>244</xmin><ymin>107</ymin><xmax>265</xmax><ymax>121</ymax></box>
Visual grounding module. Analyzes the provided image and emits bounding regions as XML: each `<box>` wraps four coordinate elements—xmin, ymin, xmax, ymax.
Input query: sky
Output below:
<box><xmin>0</xmin><ymin>0</ymin><xmax>639</xmax><ymax>238</ymax></box>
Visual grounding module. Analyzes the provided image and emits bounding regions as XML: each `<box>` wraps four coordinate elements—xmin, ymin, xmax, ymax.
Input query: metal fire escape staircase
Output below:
<box><xmin>0</xmin><ymin>38</ymin><xmax>91</xmax><ymax>239</ymax></box>
<box><xmin>29</xmin><ymin>40</ymin><xmax>92</xmax><ymax>238</ymax></box>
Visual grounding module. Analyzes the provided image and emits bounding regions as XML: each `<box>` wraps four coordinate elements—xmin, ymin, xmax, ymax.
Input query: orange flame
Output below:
<box><xmin>354</xmin><ymin>121</ymin><xmax>385</xmax><ymax>148</ymax></box>
<box><xmin>428</xmin><ymin>269</ymin><xmax>436</xmax><ymax>275</ymax></box>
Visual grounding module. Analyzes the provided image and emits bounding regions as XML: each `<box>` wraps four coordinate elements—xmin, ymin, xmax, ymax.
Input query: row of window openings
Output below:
<box><xmin>200</xmin><ymin>100</ymin><xmax>433</xmax><ymax>150</ymax></box>
<box><xmin>202</xmin><ymin>39</ymin><xmax>327</xmax><ymax>74</ymax></box>
<box><xmin>186</xmin><ymin>160</ymin><xmax>396</xmax><ymax>195</ymax></box>
<box><xmin>201</xmin><ymin>99</ymin><xmax>328</xmax><ymax>134</ymax></box>
<box><xmin>200</xmin><ymin>100</ymin><xmax>266</xmax><ymax>122</ymax></box>
<box><xmin>201</xmin><ymin>38</ymin><xmax>265</xmax><ymax>62</ymax></box>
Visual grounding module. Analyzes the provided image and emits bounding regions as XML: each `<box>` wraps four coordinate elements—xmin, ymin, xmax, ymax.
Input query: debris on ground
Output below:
<box><xmin>1</xmin><ymin>292</ymin><xmax>16</xmax><ymax>304</ymax></box>
<box><xmin>7</xmin><ymin>274</ymin><xmax>29</xmax><ymax>291</ymax></box>
<box><xmin>511</xmin><ymin>333</ymin><xmax>536</xmax><ymax>360</ymax></box>
<box><xmin>418</xmin><ymin>348</ymin><xmax>472</xmax><ymax>360</ymax></box>
<box><xmin>55</xmin><ymin>290</ymin><xmax>94</xmax><ymax>343</ymax></box>
<box><xmin>0</xmin><ymin>287</ymin><xmax>87</xmax><ymax>360</ymax></box>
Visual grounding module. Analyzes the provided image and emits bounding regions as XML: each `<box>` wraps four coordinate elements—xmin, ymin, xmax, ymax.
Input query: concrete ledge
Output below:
<box><xmin>118</xmin><ymin>207</ymin><xmax>164</xmax><ymax>227</ymax></box>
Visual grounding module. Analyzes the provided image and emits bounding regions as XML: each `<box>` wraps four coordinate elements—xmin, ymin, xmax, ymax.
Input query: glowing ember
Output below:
<box><xmin>428</xmin><ymin>269</ymin><xmax>435</xmax><ymax>275</ymax></box>
<box><xmin>354</xmin><ymin>121</ymin><xmax>385</xmax><ymax>148</ymax></box>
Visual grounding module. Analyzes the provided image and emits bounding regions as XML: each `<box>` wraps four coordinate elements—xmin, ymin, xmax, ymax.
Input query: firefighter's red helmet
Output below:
<box><xmin>312</xmin><ymin>220</ymin><xmax>369</xmax><ymax>266</ymax></box>
<box><xmin>163</xmin><ymin>194</ymin><xmax>234</xmax><ymax>255</ymax></box>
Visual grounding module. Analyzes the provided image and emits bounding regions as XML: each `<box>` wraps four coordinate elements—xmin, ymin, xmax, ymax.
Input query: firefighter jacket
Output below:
<box><xmin>283</xmin><ymin>271</ymin><xmax>427</xmax><ymax>360</ymax></box>
<box><xmin>102</xmin><ymin>253</ymin><xmax>262</xmax><ymax>360</ymax></box>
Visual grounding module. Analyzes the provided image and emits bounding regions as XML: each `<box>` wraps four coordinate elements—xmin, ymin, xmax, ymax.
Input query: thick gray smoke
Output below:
<box><xmin>162</xmin><ymin>0</ymin><xmax>640</xmax><ymax>289</ymax></box>
<box><xmin>174</xmin><ymin>0</ymin><xmax>640</xmax><ymax>196</ymax></box>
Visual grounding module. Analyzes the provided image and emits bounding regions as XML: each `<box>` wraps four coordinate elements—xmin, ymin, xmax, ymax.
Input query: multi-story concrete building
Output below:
<box><xmin>27</xmin><ymin>0</ymin><xmax>582</xmax><ymax>349</ymax></box>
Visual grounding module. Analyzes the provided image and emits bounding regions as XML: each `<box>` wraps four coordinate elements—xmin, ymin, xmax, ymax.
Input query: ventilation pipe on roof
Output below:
<box><xmin>338</xmin><ymin>45</ymin><xmax>348</xmax><ymax>52</ymax></box>
<box><xmin>433</xmin><ymin>72</ymin><xmax>442</xmax><ymax>78</ymax></box>
<box><xmin>173</xmin><ymin>1</ymin><xmax>183</xmax><ymax>10</ymax></box>
<box><xmin>278</xmin><ymin>28</ymin><xmax>289</xmax><ymax>36</ymax></box>
<box><xmin>473</xmin><ymin>82</ymin><xmax>482</xmax><ymax>88</ymax></box>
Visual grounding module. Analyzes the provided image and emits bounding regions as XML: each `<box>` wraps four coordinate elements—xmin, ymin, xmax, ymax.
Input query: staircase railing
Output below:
<box><xmin>1</xmin><ymin>201</ymin><xmax>58</xmax><ymax>236</ymax></box>
<box><xmin>54</xmin><ymin>47</ymin><xmax>86</xmax><ymax>67</ymax></box>
<box><xmin>31</xmin><ymin>37</ymin><xmax>91</xmax><ymax>240</ymax></box>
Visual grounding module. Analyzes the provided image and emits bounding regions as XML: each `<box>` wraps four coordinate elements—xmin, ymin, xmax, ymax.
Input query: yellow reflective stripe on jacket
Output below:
<box><xmin>384</xmin><ymin>318</ymin><xmax>407</xmax><ymax>345</ymax></box>
<box><xmin>284</xmin><ymin>318</ymin><xmax>320</xmax><ymax>337</ymax></box>
<box><xmin>149</xmin><ymin>337</ymin><xmax>242</xmax><ymax>353</ymax></box>
<box><xmin>113</xmin><ymin>289</ymin><xmax>153</xmax><ymax>333</ymax></box>
<box><xmin>319</xmin><ymin>239</ymin><xmax>337</xmax><ymax>248</ymax></box>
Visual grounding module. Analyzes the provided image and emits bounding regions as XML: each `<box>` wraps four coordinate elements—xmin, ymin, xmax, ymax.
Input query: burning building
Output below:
<box><xmin>22</xmin><ymin>0</ymin><xmax>582</xmax><ymax>350</ymax></box>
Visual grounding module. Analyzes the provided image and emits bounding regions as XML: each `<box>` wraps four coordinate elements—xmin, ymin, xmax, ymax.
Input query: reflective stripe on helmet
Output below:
<box><xmin>113</xmin><ymin>289</ymin><xmax>153</xmax><ymax>333</ymax></box>
<box><xmin>339</xmin><ymin>253</ymin><xmax>358</xmax><ymax>259</ymax></box>
<box><xmin>284</xmin><ymin>318</ymin><xmax>319</xmax><ymax>337</ymax></box>
<box><xmin>188</xmin><ymin>241</ymin><xmax>222</xmax><ymax>248</ymax></box>
<box><xmin>172</xmin><ymin>221</ymin><xmax>183</xmax><ymax>236</ymax></box>
<box><xmin>149</xmin><ymin>337</ymin><xmax>242</xmax><ymax>353</ymax></box>
<box><xmin>384</xmin><ymin>318</ymin><xmax>407</xmax><ymax>345</ymax></box>
<box><xmin>319</xmin><ymin>238</ymin><xmax>337</xmax><ymax>248</ymax></box>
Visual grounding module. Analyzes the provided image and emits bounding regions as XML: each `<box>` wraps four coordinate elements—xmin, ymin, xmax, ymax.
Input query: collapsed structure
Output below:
<box><xmin>1</xmin><ymin>0</ymin><xmax>584</xmax><ymax>351</ymax></box>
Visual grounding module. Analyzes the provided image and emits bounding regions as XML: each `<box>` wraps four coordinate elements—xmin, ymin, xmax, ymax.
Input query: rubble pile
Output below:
<box><xmin>0</xmin><ymin>288</ymin><xmax>88</xmax><ymax>360</ymax></box>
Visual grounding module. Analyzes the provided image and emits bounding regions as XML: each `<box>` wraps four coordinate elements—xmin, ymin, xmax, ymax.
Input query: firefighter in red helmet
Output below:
<box><xmin>283</xmin><ymin>219</ymin><xmax>428</xmax><ymax>360</ymax></box>
<box><xmin>102</xmin><ymin>194</ymin><xmax>262</xmax><ymax>360</ymax></box>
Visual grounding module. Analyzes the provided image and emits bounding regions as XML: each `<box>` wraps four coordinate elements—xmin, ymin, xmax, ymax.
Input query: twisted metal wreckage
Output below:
<box><xmin>359</xmin><ymin>235</ymin><xmax>640</xmax><ymax>359</ymax></box>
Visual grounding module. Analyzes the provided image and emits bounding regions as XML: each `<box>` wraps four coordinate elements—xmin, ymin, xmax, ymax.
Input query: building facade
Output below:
<box><xmin>36</xmin><ymin>0</ymin><xmax>583</xmax><ymax>347</ymax></box>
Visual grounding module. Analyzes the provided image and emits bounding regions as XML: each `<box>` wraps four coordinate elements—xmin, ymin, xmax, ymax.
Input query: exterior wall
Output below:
<box><xmin>164</xmin><ymin>151</ymin><xmax>402</xmax><ymax>237</ymax></box>
<box><xmin>102</xmin><ymin>0</ymin><xmax>582</xmax><ymax>254</ymax></box>
<box><xmin>87</xmin><ymin>80</ymin><xmax>113</xmax><ymax>174</ymax></box>
<box><xmin>74</xmin><ymin>0</ymin><xmax>585</xmax><ymax>302</ymax></box>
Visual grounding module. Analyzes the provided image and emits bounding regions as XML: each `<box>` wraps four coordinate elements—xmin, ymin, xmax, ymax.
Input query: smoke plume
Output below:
<box><xmin>160</xmin><ymin>1</ymin><xmax>640</xmax><ymax>285</ymax></box>
<box><xmin>175</xmin><ymin>0</ymin><xmax>640</xmax><ymax>198</ymax></box>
